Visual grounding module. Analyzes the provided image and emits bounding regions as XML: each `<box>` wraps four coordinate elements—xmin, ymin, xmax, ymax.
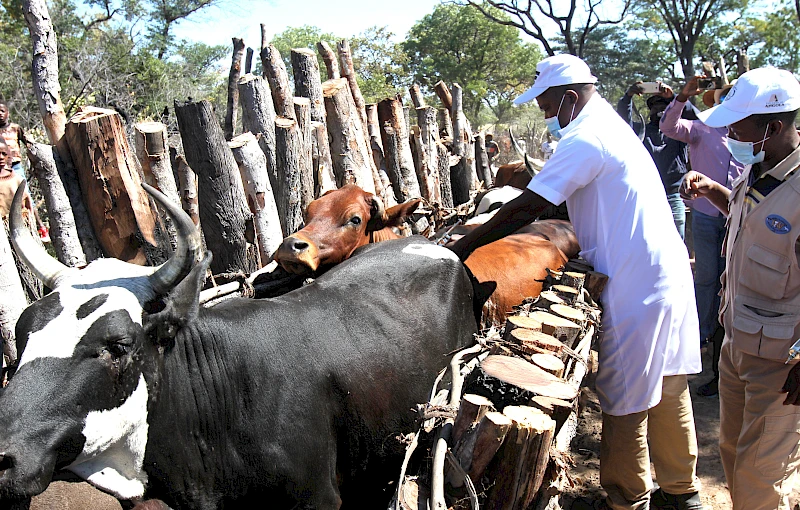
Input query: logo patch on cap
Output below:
<box><xmin>766</xmin><ymin>93</ymin><xmax>785</xmax><ymax>108</ymax></box>
<box><xmin>766</xmin><ymin>214</ymin><xmax>791</xmax><ymax>234</ymax></box>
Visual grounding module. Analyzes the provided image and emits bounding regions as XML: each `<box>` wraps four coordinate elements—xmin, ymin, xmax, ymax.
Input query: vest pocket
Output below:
<box><xmin>731</xmin><ymin>297</ymin><xmax>800</xmax><ymax>360</ymax></box>
<box><xmin>755</xmin><ymin>414</ymin><xmax>800</xmax><ymax>479</ymax></box>
<box><xmin>738</xmin><ymin>244</ymin><xmax>791</xmax><ymax>300</ymax></box>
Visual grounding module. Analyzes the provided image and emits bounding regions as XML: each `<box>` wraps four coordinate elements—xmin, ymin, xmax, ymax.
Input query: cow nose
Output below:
<box><xmin>0</xmin><ymin>451</ymin><xmax>15</xmax><ymax>471</ymax></box>
<box><xmin>289</xmin><ymin>237</ymin><xmax>309</xmax><ymax>254</ymax></box>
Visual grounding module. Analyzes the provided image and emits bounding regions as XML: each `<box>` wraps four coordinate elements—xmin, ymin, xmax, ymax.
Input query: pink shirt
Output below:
<box><xmin>659</xmin><ymin>98</ymin><xmax>744</xmax><ymax>217</ymax></box>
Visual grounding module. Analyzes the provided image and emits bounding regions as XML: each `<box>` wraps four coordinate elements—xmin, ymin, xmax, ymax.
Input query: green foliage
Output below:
<box><xmin>741</xmin><ymin>2</ymin><xmax>800</xmax><ymax>73</ymax></box>
<box><xmin>350</xmin><ymin>26</ymin><xmax>409</xmax><ymax>103</ymax></box>
<box><xmin>403</xmin><ymin>2</ymin><xmax>541</xmax><ymax>126</ymax></box>
<box><xmin>269</xmin><ymin>25</ymin><xmax>338</xmax><ymax>80</ymax></box>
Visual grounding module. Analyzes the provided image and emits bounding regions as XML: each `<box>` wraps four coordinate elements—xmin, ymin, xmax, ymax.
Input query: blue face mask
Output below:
<box><xmin>544</xmin><ymin>94</ymin><xmax>576</xmax><ymax>141</ymax></box>
<box><xmin>726</xmin><ymin>124</ymin><xmax>770</xmax><ymax>165</ymax></box>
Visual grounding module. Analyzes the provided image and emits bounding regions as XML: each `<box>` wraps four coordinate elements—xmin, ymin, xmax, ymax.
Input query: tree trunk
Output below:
<box><xmin>410</xmin><ymin>83</ymin><xmax>426</xmax><ymax>108</ymax></box>
<box><xmin>229</xmin><ymin>132</ymin><xmax>284</xmax><ymax>265</ymax></box>
<box><xmin>25</xmin><ymin>142</ymin><xmax>86</xmax><ymax>267</ymax></box>
<box><xmin>436</xmin><ymin>142</ymin><xmax>453</xmax><ymax>209</ymax></box>
<box><xmin>311</xmin><ymin>121</ymin><xmax>336</xmax><ymax>196</ymax></box>
<box><xmin>274</xmin><ymin>117</ymin><xmax>304</xmax><ymax>235</ymax></box>
<box><xmin>450</xmin><ymin>83</ymin><xmax>477</xmax><ymax>204</ymax></box>
<box><xmin>316</xmin><ymin>40</ymin><xmax>339</xmax><ymax>80</ymax></box>
<box><xmin>175</xmin><ymin>99</ymin><xmax>257</xmax><ymax>275</ymax></box>
<box><xmin>65</xmin><ymin>107</ymin><xmax>167</xmax><ymax>265</ymax></box>
<box><xmin>322</xmin><ymin>78</ymin><xmax>375</xmax><ymax>193</ymax></box>
<box><xmin>434</xmin><ymin>80</ymin><xmax>453</xmax><ymax>111</ymax></box>
<box><xmin>224</xmin><ymin>37</ymin><xmax>246</xmax><ymax>141</ymax></box>
<box><xmin>414</xmin><ymin>106</ymin><xmax>441</xmax><ymax>205</ymax></box>
<box><xmin>366</xmin><ymin>104</ymin><xmax>395</xmax><ymax>205</ymax></box>
<box><xmin>261</xmin><ymin>44</ymin><xmax>295</xmax><ymax>120</ymax></box>
<box><xmin>291</xmin><ymin>48</ymin><xmax>326</xmax><ymax>124</ymax></box>
<box><xmin>245</xmin><ymin>47</ymin><xmax>254</xmax><ymax>74</ymax></box>
<box><xmin>475</xmin><ymin>132</ymin><xmax>492</xmax><ymax>188</ymax></box>
<box><xmin>0</xmin><ymin>219</ymin><xmax>26</xmax><ymax>366</ymax></box>
<box><xmin>174</xmin><ymin>154</ymin><xmax>200</xmax><ymax>227</ymax></box>
<box><xmin>293</xmin><ymin>97</ymin><xmax>315</xmax><ymax>213</ymax></box>
<box><xmin>377</xmin><ymin>96</ymin><xmax>421</xmax><ymax>202</ymax></box>
<box><xmin>134</xmin><ymin>122</ymin><xmax>180</xmax><ymax>251</ymax></box>
<box><xmin>239</xmin><ymin>73</ymin><xmax>279</xmax><ymax>200</ymax></box>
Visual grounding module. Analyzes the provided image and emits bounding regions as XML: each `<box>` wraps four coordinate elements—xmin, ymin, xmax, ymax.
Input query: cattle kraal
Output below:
<box><xmin>0</xmin><ymin>183</ymin><xmax>478</xmax><ymax>509</ymax></box>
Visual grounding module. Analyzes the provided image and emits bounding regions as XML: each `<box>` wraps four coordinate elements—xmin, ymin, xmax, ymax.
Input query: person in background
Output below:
<box><xmin>485</xmin><ymin>133</ymin><xmax>500</xmax><ymax>165</ymax></box>
<box><xmin>0</xmin><ymin>138</ymin><xmax>32</xmax><ymax>220</ymax></box>
<box><xmin>681</xmin><ymin>66</ymin><xmax>800</xmax><ymax>510</ymax></box>
<box><xmin>541</xmin><ymin>133</ymin><xmax>558</xmax><ymax>160</ymax></box>
<box><xmin>661</xmin><ymin>76</ymin><xmax>745</xmax><ymax>397</ymax></box>
<box><xmin>618</xmin><ymin>83</ymin><xmax>689</xmax><ymax>239</ymax></box>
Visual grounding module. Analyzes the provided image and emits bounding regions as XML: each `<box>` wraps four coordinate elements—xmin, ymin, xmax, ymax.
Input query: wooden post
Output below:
<box><xmin>174</xmin><ymin>154</ymin><xmax>200</xmax><ymax>227</ymax></box>
<box><xmin>175</xmin><ymin>99</ymin><xmax>257</xmax><ymax>275</ymax></box>
<box><xmin>322</xmin><ymin>78</ymin><xmax>375</xmax><ymax>193</ymax></box>
<box><xmin>229</xmin><ymin>132</ymin><xmax>283</xmax><ymax>265</ymax></box>
<box><xmin>475</xmin><ymin>132</ymin><xmax>493</xmax><ymax>188</ymax></box>
<box><xmin>291</xmin><ymin>48</ymin><xmax>326</xmax><ymax>124</ymax></box>
<box><xmin>311</xmin><ymin>121</ymin><xmax>336</xmax><ymax>196</ymax></box>
<box><xmin>293</xmin><ymin>97</ymin><xmax>315</xmax><ymax>213</ymax></box>
<box><xmin>274</xmin><ymin>117</ymin><xmax>304</xmax><ymax>235</ymax></box>
<box><xmin>134</xmin><ymin>121</ymin><xmax>180</xmax><ymax>251</ymax></box>
<box><xmin>245</xmin><ymin>47</ymin><xmax>254</xmax><ymax>74</ymax></box>
<box><xmin>260</xmin><ymin>23</ymin><xmax>268</xmax><ymax>52</ymax></box>
<box><xmin>239</xmin><ymin>74</ymin><xmax>279</xmax><ymax>199</ymax></box>
<box><xmin>261</xmin><ymin>44</ymin><xmax>295</xmax><ymax>120</ymax></box>
<box><xmin>415</xmin><ymin>106</ymin><xmax>441</xmax><ymax>205</ymax></box>
<box><xmin>316</xmin><ymin>41</ymin><xmax>340</xmax><ymax>80</ymax></box>
<box><xmin>438</xmin><ymin>108</ymin><xmax>453</xmax><ymax>141</ymax></box>
<box><xmin>367</xmin><ymin>104</ymin><xmax>396</xmax><ymax>205</ymax></box>
<box><xmin>65</xmin><ymin>107</ymin><xmax>167</xmax><ymax>265</ymax></box>
<box><xmin>338</xmin><ymin>40</ymin><xmax>368</xmax><ymax>136</ymax></box>
<box><xmin>437</xmin><ymin>142</ymin><xmax>453</xmax><ymax>209</ymax></box>
<box><xmin>451</xmin><ymin>83</ymin><xmax>478</xmax><ymax>204</ymax></box>
<box><xmin>434</xmin><ymin>81</ymin><xmax>453</xmax><ymax>111</ymax></box>
<box><xmin>0</xmin><ymin>219</ymin><xmax>27</xmax><ymax>366</ymax></box>
<box><xmin>410</xmin><ymin>83</ymin><xmax>426</xmax><ymax>108</ymax></box>
<box><xmin>377</xmin><ymin>96</ymin><xmax>421</xmax><ymax>202</ymax></box>
<box><xmin>25</xmin><ymin>142</ymin><xmax>86</xmax><ymax>267</ymax></box>
<box><xmin>225</xmin><ymin>37</ymin><xmax>246</xmax><ymax>141</ymax></box>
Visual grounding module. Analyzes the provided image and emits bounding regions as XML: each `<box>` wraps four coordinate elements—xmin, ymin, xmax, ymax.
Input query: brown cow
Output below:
<box><xmin>273</xmin><ymin>184</ymin><xmax>578</xmax><ymax>325</ymax></box>
<box><xmin>494</xmin><ymin>161</ymin><xmax>533</xmax><ymax>189</ymax></box>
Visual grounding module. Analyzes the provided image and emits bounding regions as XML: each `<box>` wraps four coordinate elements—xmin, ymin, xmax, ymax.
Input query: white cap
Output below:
<box><xmin>697</xmin><ymin>67</ymin><xmax>800</xmax><ymax>127</ymax></box>
<box><xmin>513</xmin><ymin>54</ymin><xmax>597</xmax><ymax>105</ymax></box>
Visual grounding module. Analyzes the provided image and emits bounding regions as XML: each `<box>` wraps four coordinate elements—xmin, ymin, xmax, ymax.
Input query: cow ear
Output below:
<box><xmin>143</xmin><ymin>251</ymin><xmax>212</xmax><ymax>345</ymax></box>
<box><xmin>383</xmin><ymin>198</ymin><xmax>422</xmax><ymax>228</ymax></box>
<box><xmin>365</xmin><ymin>194</ymin><xmax>387</xmax><ymax>232</ymax></box>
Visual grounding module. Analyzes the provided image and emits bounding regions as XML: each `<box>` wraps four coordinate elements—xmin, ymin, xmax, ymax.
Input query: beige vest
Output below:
<box><xmin>721</xmin><ymin>145</ymin><xmax>800</xmax><ymax>360</ymax></box>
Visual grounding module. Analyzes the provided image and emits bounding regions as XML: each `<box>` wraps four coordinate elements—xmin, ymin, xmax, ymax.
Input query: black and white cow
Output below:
<box><xmin>0</xmin><ymin>184</ymin><xmax>478</xmax><ymax>509</ymax></box>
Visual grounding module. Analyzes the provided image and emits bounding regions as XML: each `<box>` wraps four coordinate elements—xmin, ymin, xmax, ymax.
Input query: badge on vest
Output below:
<box><xmin>765</xmin><ymin>214</ymin><xmax>791</xmax><ymax>234</ymax></box>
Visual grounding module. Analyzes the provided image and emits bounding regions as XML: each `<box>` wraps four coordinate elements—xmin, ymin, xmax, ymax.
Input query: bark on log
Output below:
<box><xmin>531</xmin><ymin>353</ymin><xmax>565</xmax><ymax>377</ymax></box>
<box><xmin>434</xmin><ymin>80</ymin><xmax>452</xmax><ymax>111</ymax></box>
<box><xmin>410</xmin><ymin>83</ymin><xmax>426</xmax><ymax>108</ymax></box>
<box><xmin>0</xmin><ymin>219</ymin><xmax>27</xmax><ymax>365</ymax></box>
<box><xmin>175</xmin><ymin>100</ymin><xmax>257</xmax><ymax>275</ymax></box>
<box><xmin>452</xmin><ymin>393</ymin><xmax>495</xmax><ymax>445</ymax></box>
<box><xmin>549</xmin><ymin>303</ymin><xmax>586</xmax><ymax>324</ymax></box>
<box><xmin>174</xmin><ymin>155</ymin><xmax>200</xmax><ymax>226</ymax></box>
<box><xmin>450</xmin><ymin>411</ymin><xmax>512</xmax><ymax>488</ymax></box>
<box><xmin>224</xmin><ymin>37</ymin><xmax>246</xmax><ymax>141</ymax></box>
<box><xmin>311</xmin><ymin>121</ymin><xmax>336</xmax><ymax>196</ymax></box>
<box><xmin>337</xmin><ymin>39</ymin><xmax>369</xmax><ymax>138</ymax></box>
<box><xmin>229</xmin><ymin>132</ymin><xmax>284</xmax><ymax>265</ymax></box>
<box><xmin>134</xmin><ymin>122</ymin><xmax>180</xmax><ymax>251</ymax></box>
<box><xmin>436</xmin><ymin>142</ymin><xmax>453</xmax><ymax>209</ymax></box>
<box><xmin>450</xmin><ymin>83</ymin><xmax>477</xmax><ymax>204</ymax></box>
<box><xmin>561</xmin><ymin>271</ymin><xmax>586</xmax><ymax>291</ymax></box>
<box><xmin>585</xmin><ymin>270</ymin><xmax>609</xmax><ymax>302</ymax></box>
<box><xmin>528</xmin><ymin>310</ymin><xmax>581</xmax><ymax>346</ymax></box>
<box><xmin>438</xmin><ymin>108</ymin><xmax>453</xmax><ymax>141</ymax></box>
<box><xmin>293</xmin><ymin>98</ymin><xmax>315</xmax><ymax>213</ymax></box>
<box><xmin>274</xmin><ymin>117</ymin><xmax>304</xmax><ymax>235</ymax></box>
<box><xmin>475</xmin><ymin>132</ymin><xmax>493</xmax><ymax>188</ymax></box>
<box><xmin>415</xmin><ymin>106</ymin><xmax>441</xmax><ymax>205</ymax></box>
<box><xmin>261</xmin><ymin>44</ymin><xmax>295</xmax><ymax>120</ymax></box>
<box><xmin>65</xmin><ymin>107</ymin><xmax>167</xmax><ymax>265</ymax></box>
<box><xmin>366</xmin><ymin>104</ymin><xmax>396</xmax><ymax>206</ymax></box>
<box><xmin>484</xmin><ymin>406</ymin><xmax>555</xmax><ymax>510</ymax></box>
<box><xmin>507</xmin><ymin>329</ymin><xmax>564</xmax><ymax>356</ymax></box>
<box><xmin>551</xmin><ymin>284</ymin><xmax>580</xmax><ymax>305</ymax></box>
<box><xmin>322</xmin><ymin>78</ymin><xmax>375</xmax><ymax>193</ymax></box>
<box><xmin>26</xmin><ymin>142</ymin><xmax>86</xmax><ymax>267</ymax></box>
<box><xmin>316</xmin><ymin>41</ymin><xmax>339</xmax><ymax>80</ymax></box>
<box><xmin>564</xmin><ymin>259</ymin><xmax>594</xmax><ymax>273</ymax></box>
<box><xmin>530</xmin><ymin>395</ymin><xmax>572</xmax><ymax>433</ymax></box>
<box><xmin>477</xmin><ymin>355</ymin><xmax>578</xmax><ymax>401</ymax></box>
<box><xmin>377</xmin><ymin>96</ymin><xmax>421</xmax><ymax>202</ymax></box>
<box><xmin>260</xmin><ymin>23</ymin><xmax>268</xmax><ymax>52</ymax></box>
<box><xmin>291</xmin><ymin>48</ymin><xmax>326</xmax><ymax>124</ymax></box>
<box><xmin>505</xmin><ymin>315</ymin><xmax>545</xmax><ymax>334</ymax></box>
<box><xmin>536</xmin><ymin>290</ymin><xmax>565</xmax><ymax>309</ymax></box>
<box><xmin>239</xmin><ymin>74</ymin><xmax>279</xmax><ymax>199</ymax></box>
<box><xmin>245</xmin><ymin>47</ymin><xmax>254</xmax><ymax>74</ymax></box>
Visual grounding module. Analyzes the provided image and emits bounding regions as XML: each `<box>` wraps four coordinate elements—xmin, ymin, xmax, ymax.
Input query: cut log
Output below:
<box><xmin>311</xmin><ymin>122</ymin><xmax>336</xmax><ymax>196</ymax></box>
<box><xmin>530</xmin><ymin>353</ymin><xmax>565</xmax><ymax>377</ymax></box>
<box><xmin>291</xmin><ymin>48</ymin><xmax>326</xmax><ymax>124</ymax></box>
<box><xmin>551</xmin><ymin>284</ymin><xmax>580</xmax><ymax>304</ymax></box>
<box><xmin>364</xmin><ymin>104</ymin><xmax>395</xmax><ymax>206</ymax></box>
<box><xmin>450</xmin><ymin>410</ymin><xmax>512</xmax><ymax>488</ymax></box>
<box><xmin>260</xmin><ymin>23</ymin><xmax>268</xmax><ymax>52</ymax></box>
<box><xmin>536</xmin><ymin>290</ymin><xmax>565</xmax><ymax>309</ymax></box>
<box><xmin>174</xmin><ymin>100</ymin><xmax>257</xmax><ymax>275</ymax></box>
<box><xmin>434</xmin><ymin>80</ymin><xmax>452</xmax><ymax>111</ymax></box>
<box><xmin>452</xmin><ymin>393</ymin><xmax>495</xmax><ymax>445</ymax></box>
<box><xmin>377</xmin><ymin>96</ymin><xmax>421</xmax><ymax>202</ymax></box>
<box><xmin>549</xmin><ymin>303</ymin><xmax>586</xmax><ymax>324</ymax></box>
<box><xmin>228</xmin><ymin>132</ymin><xmax>284</xmax><ymax>265</ymax></box>
<box><xmin>438</xmin><ymin>108</ymin><xmax>453</xmax><ymax>141</ymax></box>
<box><xmin>507</xmin><ymin>328</ymin><xmax>564</xmax><ymax>356</ymax></box>
<box><xmin>316</xmin><ymin>40</ymin><xmax>340</xmax><ymax>80</ymax></box>
<box><xmin>585</xmin><ymin>270</ymin><xmax>609</xmax><ymax>301</ymax></box>
<box><xmin>322</xmin><ymin>78</ymin><xmax>375</xmax><ymax>193</ymax></box>
<box><xmin>239</xmin><ymin>74</ymin><xmax>279</xmax><ymax>201</ymax></box>
<box><xmin>450</xmin><ymin>83</ymin><xmax>477</xmax><ymax>204</ymax></box>
<box><xmin>477</xmin><ymin>355</ymin><xmax>578</xmax><ymax>402</ymax></box>
<box><xmin>225</xmin><ymin>37</ymin><xmax>246</xmax><ymax>141</ymax></box>
<box><xmin>134</xmin><ymin>121</ymin><xmax>180</xmax><ymax>251</ymax></box>
<box><xmin>504</xmin><ymin>315</ymin><xmax>544</xmax><ymax>336</ymax></box>
<box><xmin>484</xmin><ymin>406</ymin><xmax>556</xmax><ymax>510</ymax></box>
<box><xmin>337</xmin><ymin>39</ymin><xmax>369</xmax><ymax>144</ymax></box>
<box><xmin>274</xmin><ymin>117</ymin><xmax>304</xmax><ymax>235</ymax></box>
<box><xmin>414</xmin><ymin>106</ymin><xmax>441</xmax><ymax>205</ymax></box>
<box><xmin>561</xmin><ymin>271</ymin><xmax>586</xmax><ymax>291</ymax></box>
<box><xmin>245</xmin><ymin>47</ymin><xmax>254</xmax><ymax>74</ymax></box>
<box><xmin>475</xmin><ymin>132</ymin><xmax>492</xmax><ymax>188</ymax></box>
<box><xmin>65</xmin><ymin>107</ymin><xmax>166</xmax><ymax>265</ymax></box>
<box><xmin>436</xmin><ymin>142</ymin><xmax>453</xmax><ymax>209</ymax></box>
<box><xmin>530</xmin><ymin>395</ymin><xmax>572</xmax><ymax>432</ymax></box>
<box><xmin>528</xmin><ymin>310</ymin><xmax>581</xmax><ymax>346</ymax></box>
<box><xmin>293</xmin><ymin>97</ymin><xmax>315</xmax><ymax>213</ymax></box>
<box><xmin>261</xmin><ymin>44</ymin><xmax>295</xmax><ymax>119</ymax></box>
<box><xmin>174</xmin><ymin>154</ymin><xmax>199</xmax><ymax>227</ymax></box>
<box><xmin>565</xmin><ymin>259</ymin><xmax>594</xmax><ymax>273</ymax></box>
<box><xmin>409</xmin><ymin>83</ymin><xmax>426</xmax><ymax>108</ymax></box>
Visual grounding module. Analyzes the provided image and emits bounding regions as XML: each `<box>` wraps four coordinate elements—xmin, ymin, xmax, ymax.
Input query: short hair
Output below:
<box><xmin>646</xmin><ymin>95</ymin><xmax>671</xmax><ymax>110</ymax></box>
<box><xmin>549</xmin><ymin>83</ymin><xmax>594</xmax><ymax>97</ymax></box>
<box><xmin>752</xmin><ymin>109</ymin><xmax>798</xmax><ymax>129</ymax></box>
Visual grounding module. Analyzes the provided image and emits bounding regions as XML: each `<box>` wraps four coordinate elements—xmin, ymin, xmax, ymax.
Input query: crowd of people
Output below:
<box><xmin>451</xmin><ymin>55</ymin><xmax>800</xmax><ymax>510</ymax></box>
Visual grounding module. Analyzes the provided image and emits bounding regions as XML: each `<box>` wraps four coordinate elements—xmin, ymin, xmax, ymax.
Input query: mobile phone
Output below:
<box><xmin>698</xmin><ymin>77</ymin><xmax>722</xmax><ymax>90</ymax></box>
<box><xmin>639</xmin><ymin>82</ymin><xmax>661</xmax><ymax>94</ymax></box>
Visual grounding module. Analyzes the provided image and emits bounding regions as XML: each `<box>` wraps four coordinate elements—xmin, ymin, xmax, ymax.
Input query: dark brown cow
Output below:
<box><xmin>494</xmin><ymin>161</ymin><xmax>532</xmax><ymax>189</ymax></box>
<box><xmin>273</xmin><ymin>184</ymin><xmax>578</xmax><ymax>325</ymax></box>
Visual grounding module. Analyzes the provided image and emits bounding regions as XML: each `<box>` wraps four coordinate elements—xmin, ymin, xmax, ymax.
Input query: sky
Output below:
<box><xmin>171</xmin><ymin>0</ymin><xmax>445</xmax><ymax>50</ymax></box>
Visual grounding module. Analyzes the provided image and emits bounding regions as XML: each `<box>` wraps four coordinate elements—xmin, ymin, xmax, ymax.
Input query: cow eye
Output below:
<box><xmin>348</xmin><ymin>216</ymin><xmax>362</xmax><ymax>226</ymax></box>
<box><xmin>106</xmin><ymin>342</ymin><xmax>130</xmax><ymax>358</ymax></box>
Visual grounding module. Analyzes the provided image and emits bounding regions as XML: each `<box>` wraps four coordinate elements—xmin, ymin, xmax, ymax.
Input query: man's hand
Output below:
<box><xmin>781</xmin><ymin>363</ymin><xmax>800</xmax><ymax>405</ymax></box>
<box><xmin>657</xmin><ymin>83</ymin><xmax>674</xmax><ymax>99</ymax></box>
<box><xmin>680</xmin><ymin>171</ymin><xmax>716</xmax><ymax>200</ymax></box>
<box><xmin>626</xmin><ymin>81</ymin><xmax>644</xmax><ymax>97</ymax></box>
<box><xmin>677</xmin><ymin>76</ymin><xmax>703</xmax><ymax>102</ymax></box>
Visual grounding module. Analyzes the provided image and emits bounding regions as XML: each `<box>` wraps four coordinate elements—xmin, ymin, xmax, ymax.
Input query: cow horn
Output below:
<box><xmin>509</xmin><ymin>128</ymin><xmax>537</xmax><ymax>177</ymax></box>
<box><xmin>9</xmin><ymin>183</ymin><xmax>75</xmax><ymax>288</ymax></box>
<box><xmin>145</xmin><ymin>183</ymin><xmax>203</xmax><ymax>294</ymax></box>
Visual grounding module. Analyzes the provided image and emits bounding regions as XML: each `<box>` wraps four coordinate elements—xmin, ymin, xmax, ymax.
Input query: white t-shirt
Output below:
<box><xmin>528</xmin><ymin>94</ymin><xmax>701</xmax><ymax>416</ymax></box>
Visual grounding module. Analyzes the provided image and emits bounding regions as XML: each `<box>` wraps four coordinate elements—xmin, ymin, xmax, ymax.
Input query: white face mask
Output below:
<box><xmin>726</xmin><ymin>124</ymin><xmax>770</xmax><ymax>165</ymax></box>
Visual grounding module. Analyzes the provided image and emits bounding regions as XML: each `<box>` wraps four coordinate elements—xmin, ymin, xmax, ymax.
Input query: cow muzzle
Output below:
<box><xmin>273</xmin><ymin>234</ymin><xmax>320</xmax><ymax>275</ymax></box>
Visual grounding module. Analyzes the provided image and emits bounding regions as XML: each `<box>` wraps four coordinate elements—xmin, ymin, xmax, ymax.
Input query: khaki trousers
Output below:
<box><xmin>600</xmin><ymin>375</ymin><xmax>701</xmax><ymax>510</ymax></box>
<box><xmin>719</xmin><ymin>340</ymin><xmax>800</xmax><ymax>510</ymax></box>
